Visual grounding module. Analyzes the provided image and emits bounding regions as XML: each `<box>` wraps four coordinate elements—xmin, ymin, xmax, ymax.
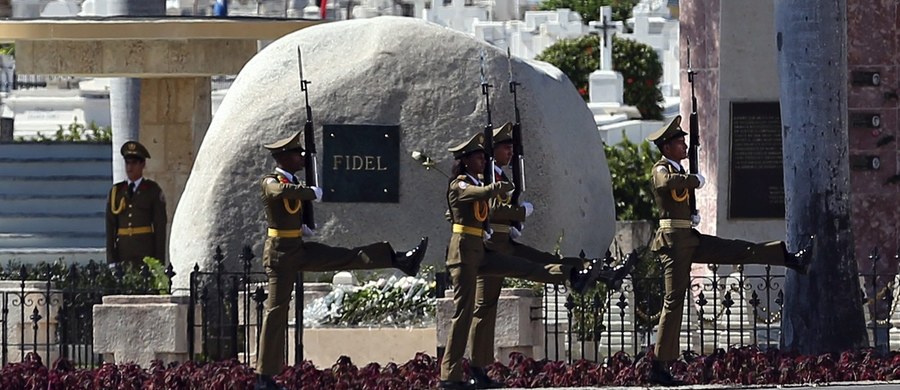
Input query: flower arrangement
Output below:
<box><xmin>304</xmin><ymin>275</ymin><xmax>436</xmax><ymax>328</ymax></box>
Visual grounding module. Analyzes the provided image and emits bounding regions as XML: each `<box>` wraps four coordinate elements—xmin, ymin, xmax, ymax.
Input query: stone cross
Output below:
<box><xmin>597</xmin><ymin>6</ymin><xmax>614</xmax><ymax>71</ymax></box>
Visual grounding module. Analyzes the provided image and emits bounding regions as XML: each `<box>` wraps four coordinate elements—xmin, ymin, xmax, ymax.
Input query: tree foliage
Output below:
<box><xmin>604</xmin><ymin>133</ymin><xmax>660</xmax><ymax>221</ymax></box>
<box><xmin>536</xmin><ymin>35</ymin><xmax>664</xmax><ymax>119</ymax></box>
<box><xmin>537</xmin><ymin>0</ymin><xmax>639</xmax><ymax>24</ymax></box>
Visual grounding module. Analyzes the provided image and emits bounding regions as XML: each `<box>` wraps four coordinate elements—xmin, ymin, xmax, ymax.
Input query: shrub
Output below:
<box><xmin>0</xmin><ymin>258</ymin><xmax>172</xmax><ymax>295</ymax></box>
<box><xmin>536</xmin><ymin>35</ymin><xmax>664</xmax><ymax>120</ymax></box>
<box><xmin>18</xmin><ymin>119</ymin><xmax>112</xmax><ymax>143</ymax></box>
<box><xmin>7</xmin><ymin>347</ymin><xmax>900</xmax><ymax>389</ymax></box>
<box><xmin>604</xmin><ymin>133</ymin><xmax>661</xmax><ymax>221</ymax></box>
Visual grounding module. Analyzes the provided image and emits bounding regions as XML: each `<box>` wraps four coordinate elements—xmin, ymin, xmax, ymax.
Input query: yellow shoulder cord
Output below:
<box><xmin>110</xmin><ymin>185</ymin><xmax>126</xmax><ymax>215</ymax></box>
<box><xmin>496</xmin><ymin>192</ymin><xmax>511</xmax><ymax>205</ymax></box>
<box><xmin>668</xmin><ymin>165</ymin><xmax>690</xmax><ymax>203</ymax></box>
<box><xmin>474</xmin><ymin>200</ymin><xmax>488</xmax><ymax>222</ymax></box>
<box><xmin>283</xmin><ymin>199</ymin><xmax>302</xmax><ymax>215</ymax></box>
<box><xmin>275</xmin><ymin>173</ymin><xmax>303</xmax><ymax>215</ymax></box>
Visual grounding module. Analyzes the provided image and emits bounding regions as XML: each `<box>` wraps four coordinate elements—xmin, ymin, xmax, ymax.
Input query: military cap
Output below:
<box><xmin>121</xmin><ymin>141</ymin><xmax>151</xmax><ymax>159</ymax></box>
<box><xmin>264</xmin><ymin>132</ymin><xmax>305</xmax><ymax>156</ymax></box>
<box><xmin>492</xmin><ymin>122</ymin><xmax>514</xmax><ymax>144</ymax></box>
<box><xmin>647</xmin><ymin>115</ymin><xmax>688</xmax><ymax>146</ymax></box>
<box><xmin>448</xmin><ymin>133</ymin><xmax>486</xmax><ymax>159</ymax></box>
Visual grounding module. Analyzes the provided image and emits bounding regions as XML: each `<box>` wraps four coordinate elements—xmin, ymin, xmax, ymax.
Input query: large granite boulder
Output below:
<box><xmin>169</xmin><ymin>16</ymin><xmax>614</xmax><ymax>289</ymax></box>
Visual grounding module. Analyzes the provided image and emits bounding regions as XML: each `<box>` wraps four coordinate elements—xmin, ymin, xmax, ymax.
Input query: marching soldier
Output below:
<box><xmin>254</xmin><ymin>132</ymin><xmax>428</xmax><ymax>390</ymax></box>
<box><xmin>439</xmin><ymin>132</ymin><xmax>616</xmax><ymax>390</ymax></box>
<box><xmin>645</xmin><ymin>116</ymin><xmax>812</xmax><ymax>386</ymax></box>
<box><xmin>465</xmin><ymin>123</ymin><xmax>637</xmax><ymax>388</ymax></box>
<box><xmin>105</xmin><ymin>141</ymin><xmax>167</xmax><ymax>267</ymax></box>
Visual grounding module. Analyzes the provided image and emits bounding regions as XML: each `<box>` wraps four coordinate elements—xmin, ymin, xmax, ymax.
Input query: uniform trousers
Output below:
<box><xmin>256</xmin><ymin>237</ymin><xmax>394</xmax><ymax>376</ymax></box>
<box><xmin>654</xmin><ymin>230</ymin><xmax>786</xmax><ymax>362</ymax></box>
<box><xmin>440</xmin><ymin>232</ymin><xmax>574</xmax><ymax>381</ymax></box>
<box><xmin>468</xmin><ymin>232</ymin><xmax>584</xmax><ymax>367</ymax></box>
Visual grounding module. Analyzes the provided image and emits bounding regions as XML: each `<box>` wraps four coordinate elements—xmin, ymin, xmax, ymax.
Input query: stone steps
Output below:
<box><xmin>0</xmin><ymin>143</ymin><xmax>110</xmax><ymax>263</ymax></box>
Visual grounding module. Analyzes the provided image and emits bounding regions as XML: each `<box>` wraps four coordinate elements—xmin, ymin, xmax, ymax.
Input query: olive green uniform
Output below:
<box><xmin>650</xmin><ymin>158</ymin><xmax>788</xmax><ymax>362</ymax></box>
<box><xmin>440</xmin><ymin>174</ymin><xmax>573</xmax><ymax>382</ymax></box>
<box><xmin>468</xmin><ymin>169</ymin><xmax>583</xmax><ymax>368</ymax></box>
<box><xmin>256</xmin><ymin>171</ymin><xmax>395</xmax><ymax>376</ymax></box>
<box><xmin>105</xmin><ymin>179</ymin><xmax>167</xmax><ymax>265</ymax></box>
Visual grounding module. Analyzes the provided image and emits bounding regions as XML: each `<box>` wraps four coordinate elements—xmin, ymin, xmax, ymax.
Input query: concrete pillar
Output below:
<box><xmin>109</xmin><ymin>78</ymin><xmax>140</xmax><ymax>182</ymax></box>
<box><xmin>139</xmin><ymin>77</ymin><xmax>211</xmax><ymax>223</ymax></box>
<box><xmin>102</xmin><ymin>0</ymin><xmax>166</xmax><ymax>182</ymax></box>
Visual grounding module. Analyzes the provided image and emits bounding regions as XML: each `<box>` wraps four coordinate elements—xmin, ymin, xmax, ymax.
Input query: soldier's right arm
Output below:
<box><xmin>262</xmin><ymin>178</ymin><xmax>318</xmax><ymax>200</ymax></box>
<box><xmin>652</xmin><ymin>165</ymin><xmax>700</xmax><ymax>191</ymax></box>
<box><xmin>453</xmin><ymin>177</ymin><xmax>514</xmax><ymax>202</ymax></box>
<box><xmin>105</xmin><ymin>186</ymin><xmax>118</xmax><ymax>263</ymax></box>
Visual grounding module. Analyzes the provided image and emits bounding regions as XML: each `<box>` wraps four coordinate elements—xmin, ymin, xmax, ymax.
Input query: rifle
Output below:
<box><xmin>298</xmin><ymin>46</ymin><xmax>319</xmax><ymax>229</ymax></box>
<box><xmin>507</xmin><ymin>47</ymin><xmax>525</xmax><ymax>205</ymax></box>
<box><xmin>687</xmin><ymin>39</ymin><xmax>700</xmax><ymax>218</ymax></box>
<box><xmin>480</xmin><ymin>49</ymin><xmax>496</xmax><ymax>187</ymax></box>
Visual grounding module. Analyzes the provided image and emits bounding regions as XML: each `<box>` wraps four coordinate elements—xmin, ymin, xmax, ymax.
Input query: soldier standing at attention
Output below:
<box><xmin>439</xmin><ymin>132</ymin><xmax>617</xmax><ymax>390</ymax></box>
<box><xmin>105</xmin><ymin>141</ymin><xmax>167</xmax><ymax>267</ymax></box>
<box><xmin>465</xmin><ymin>123</ymin><xmax>638</xmax><ymax>389</ymax></box>
<box><xmin>254</xmin><ymin>132</ymin><xmax>429</xmax><ymax>390</ymax></box>
<box><xmin>645</xmin><ymin>116</ymin><xmax>812</xmax><ymax>386</ymax></box>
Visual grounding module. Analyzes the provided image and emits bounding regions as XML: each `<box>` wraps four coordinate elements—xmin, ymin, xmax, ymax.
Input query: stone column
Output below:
<box><xmin>101</xmin><ymin>0</ymin><xmax>166</xmax><ymax>182</ymax></box>
<box><xmin>139</xmin><ymin>77</ymin><xmax>212</xmax><ymax>223</ymax></box>
<box><xmin>109</xmin><ymin>78</ymin><xmax>140</xmax><ymax>182</ymax></box>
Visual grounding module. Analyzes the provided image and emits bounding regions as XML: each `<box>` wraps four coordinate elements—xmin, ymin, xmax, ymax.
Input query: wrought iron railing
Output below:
<box><xmin>543</xmin><ymin>246</ymin><xmax>900</xmax><ymax>363</ymax></box>
<box><xmin>187</xmin><ymin>245</ymin><xmax>303</xmax><ymax>365</ymax></box>
<box><xmin>0</xmin><ymin>260</ymin><xmax>175</xmax><ymax>367</ymax></box>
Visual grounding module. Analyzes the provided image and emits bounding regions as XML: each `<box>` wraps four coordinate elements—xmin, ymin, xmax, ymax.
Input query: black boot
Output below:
<box><xmin>254</xmin><ymin>374</ymin><xmax>285</xmax><ymax>390</ymax></box>
<box><xmin>570</xmin><ymin>261</ymin><xmax>604</xmax><ymax>295</ymax></box>
<box><xmin>596</xmin><ymin>250</ymin><xmax>641</xmax><ymax>291</ymax></box>
<box><xmin>470</xmin><ymin>366</ymin><xmax>504</xmax><ymax>389</ymax></box>
<box><xmin>647</xmin><ymin>360</ymin><xmax>684</xmax><ymax>386</ymax></box>
<box><xmin>439</xmin><ymin>379</ymin><xmax>477</xmax><ymax>390</ymax></box>
<box><xmin>784</xmin><ymin>235</ymin><xmax>814</xmax><ymax>275</ymax></box>
<box><xmin>394</xmin><ymin>236</ymin><xmax>428</xmax><ymax>276</ymax></box>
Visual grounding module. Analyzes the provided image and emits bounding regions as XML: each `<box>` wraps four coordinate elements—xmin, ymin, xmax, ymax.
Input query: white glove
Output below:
<box><xmin>483</xmin><ymin>229</ymin><xmax>492</xmax><ymax>241</ymax></box>
<box><xmin>310</xmin><ymin>186</ymin><xmax>323</xmax><ymax>202</ymax></box>
<box><xmin>521</xmin><ymin>202</ymin><xmax>534</xmax><ymax>217</ymax></box>
<box><xmin>691</xmin><ymin>214</ymin><xmax>701</xmax><ymax>227</ymax></box>
<box><xmin>302</xmin><ymin>224</ymin><xmax>316</xmax><ymax>237</ymax></box>
<box><xmin>694</xmin><ymin>174</ymin><xmax>706</xmax><ymax>189</ymax></box>
<box><xmin>509</xmin><ymin>226</ymin><xmax>523</xmax><ymax>239</ymax></box>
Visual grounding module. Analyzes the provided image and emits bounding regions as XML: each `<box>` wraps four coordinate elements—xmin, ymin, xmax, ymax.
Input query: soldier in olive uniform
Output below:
<box><xmin>439</xmin><ymin>132</ymin><xmax>612</xmax><ymax>390</ymax></box>
<box><xmin>105</xmin><ymin>141</ymin><xmax>167</xmax><ymax>267</ymax></box>
<box><xmin>645</xmin><ymin>116</ymin><xmax>812</xmax><ymax>386</ymax></box>
<box><xmin>254</xmin><ymin>132</ymin><xmax>429</xmax><ymax>390</ymax></box>
<box><xmin>465</xmin><ymin>123</ymin><xmax>638</xmax><ymax>388</ymax></box>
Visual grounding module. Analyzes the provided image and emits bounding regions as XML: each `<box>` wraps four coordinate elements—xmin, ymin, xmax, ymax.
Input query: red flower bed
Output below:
<box><xmin>5</xmin><ymin>347</ymin><xmax>900</xmax><ymax>389</ymax></box>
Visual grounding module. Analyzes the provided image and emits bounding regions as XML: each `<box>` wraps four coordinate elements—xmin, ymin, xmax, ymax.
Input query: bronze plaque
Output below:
<box><xmin>322</xmin><ymin>124</ymin><xmax>400</xmax><ymax>203</ymax></box>
<box><xmin>728</xmin><ymin>102</ymin><xmax>785</xmax><ymax>219</ymax></box>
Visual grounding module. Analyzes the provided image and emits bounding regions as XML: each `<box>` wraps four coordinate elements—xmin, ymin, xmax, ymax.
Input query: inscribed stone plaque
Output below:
<box><xmin>322</xmin><ymin>124</ymin><xmax>400</xmax><ymax>203</ymax></box>
<box><xmin>729</xmin><ymin>102</ymin><xmax>785</xmax><ymax>218</ymax></box>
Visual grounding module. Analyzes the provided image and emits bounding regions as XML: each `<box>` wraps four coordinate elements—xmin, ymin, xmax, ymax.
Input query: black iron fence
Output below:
<box><xmin>0</xmin><ymin>260</ymin><xmax>175</xmax><ymax>367</ymax></box>
<box><xmin>187</xmin><ymin>246</ymin><xmax>305</xmax><ymax>366</ymax></box>
<box><xmin>543</xmin><ymin>246</ymin><xmax>900</xmax><ymax>363</ymax></box>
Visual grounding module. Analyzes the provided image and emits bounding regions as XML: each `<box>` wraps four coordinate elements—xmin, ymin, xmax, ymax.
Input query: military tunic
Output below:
<box><xmin>650</xmin><ymin>158</ymin><xmax>788</xmax><ymax>362</ymax></box>
<box><xmin>255</xmin><ymin>171</ymin><xmax>396</xmax><ymax>376</ymax></box>
<box><xmin>105</xmin><ymin>179</ymin><xmax>167</xmax><ymax>265</ymax></box>
<box><xmin>468</xmin><ymin>169</ymin><xmax>582</xmax><ymax>368</ymax></box>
